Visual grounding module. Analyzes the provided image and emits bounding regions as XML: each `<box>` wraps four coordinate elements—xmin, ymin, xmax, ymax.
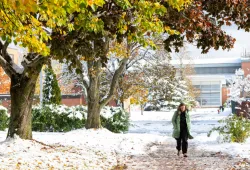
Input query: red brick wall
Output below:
<box><xmin>242</xmin><ymin>61</ymin><xmax>250</xmax><ymax>77</ymax></box>
<box><xmin>61</xmin><ymin>96</ymin><xmax>86</xmax><ymax>106</ymax></box>
<box><xmin>109</xmin><ymin>100</ymin><xmax>117</xmax><ymax>107</ymax></box>
<box><xmin>222</xmin><ymin>87</ymin><xmax>228</xmax><ymax>105</ymax></box>
<box><xmin>1</xmin><ymin>100</ymin><xmax>11</xmax><ymax>112</ymax></box>
<box><xmin>1</xmin><ymin>95</ymin><xmax>118</xmax><ymax>113</ymax></box>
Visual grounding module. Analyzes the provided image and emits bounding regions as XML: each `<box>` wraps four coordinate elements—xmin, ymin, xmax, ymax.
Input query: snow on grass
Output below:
<box><xmin>193</xmin><ymin>132</ymin><xmax>250</xmax><ymax>159</ymax></box>
<box><xmin>0</xmin><ymin>105</ymin><xmax>7</xmax><ymax>111</ymax></box>
<box><xmin>0</xmin><ymin>129</ymin><xmax>167</xmax><ymax>170</ymax></box>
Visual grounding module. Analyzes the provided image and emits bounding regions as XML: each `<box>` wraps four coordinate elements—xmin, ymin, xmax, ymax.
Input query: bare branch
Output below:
<box><xmin>100</xmin><ymin>58</ymin><xmax>129</xmax><ymax>108</ymax></box>
<box><xmin>127</xmin><ymin>47</ymin><xmax>151</xmax><ymax>69</ymax></box>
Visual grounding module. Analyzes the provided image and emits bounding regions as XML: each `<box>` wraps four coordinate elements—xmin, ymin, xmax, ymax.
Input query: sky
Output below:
<box><xmin>183</xmin><ymin>24</ymin><xmax>250</xmax><ymax>59</ymax></box>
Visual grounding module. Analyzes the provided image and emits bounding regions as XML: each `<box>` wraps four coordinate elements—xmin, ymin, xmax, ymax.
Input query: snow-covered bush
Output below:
<box><xmin>208</xmin><ymin>114</ymin><xmax>250</xmax><ymax>143</ymax></box>
<box><xmin>101</xmin><ymin>107</ymin><xmax>130</xmax><ymax>133</ymax></box>
<box><xmin>0</xmin><ymin>105</ymin><xmax>9</xmax><ymax>131</ymax></box>
<box><xmin>32</xmin><ymin>105</ymin><xmax>130</xmax><ymax>133</ymax></box>
<box><xmin>32</xmin><ymin>105</ymin><xmax>86</xmax><ymax>132</ymax></box>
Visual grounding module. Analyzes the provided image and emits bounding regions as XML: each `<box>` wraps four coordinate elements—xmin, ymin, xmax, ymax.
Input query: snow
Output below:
<box><xmin>11</xmin><ymin>62</ymin><xmax>24</xmax><ymax>74</ymax></box>
<box><xmin>0</xmin><ymin>105</ymin><xmax>7</xmax><ymax>112</ymax></box>
<box><xmin>228</xmin><ymin>68</ymin><xmax>250</xmax><ymax>103</ymax></box>
<box><xmin>0</xmin><ymin>129</ymin><xmax>166</xmax><ymax>169</ymax></box>
<box><xmin>129</xmin><ymin>108</ymin><xmax>250</xmax><ymax>159</ymax></box>
<box><xmin>32</xmin><ymin>105</ymin><xmax>128</xmax><ymax>121</ymax></box>
<box><xmin>0</xmin><ymin>108</ymin><xmax>250</xmax><ymax>169</ymax></box>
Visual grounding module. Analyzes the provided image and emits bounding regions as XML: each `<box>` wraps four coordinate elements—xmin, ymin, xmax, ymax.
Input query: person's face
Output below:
<box><xmin>180</xmin><ymin>105</ymin><xmax>186</xmax><ymax>112</ymax></box>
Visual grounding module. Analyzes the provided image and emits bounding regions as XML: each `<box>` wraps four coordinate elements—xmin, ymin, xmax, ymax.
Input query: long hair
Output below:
<box><xmin>177</xmin><ymin>103</ymin><xmax>187</xmax><ymax>112</ymax></box>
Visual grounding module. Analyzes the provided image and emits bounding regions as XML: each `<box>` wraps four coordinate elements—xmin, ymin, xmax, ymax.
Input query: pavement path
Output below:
<box><xmin>116</xmin><ymin>141</ymin><xmax>250</xmax><ymax>170</ymax></box>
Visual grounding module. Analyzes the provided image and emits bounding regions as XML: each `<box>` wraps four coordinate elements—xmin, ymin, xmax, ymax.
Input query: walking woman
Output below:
<box><xmin>172</xmin><ymin>103</ymin><xmax>193</xmax><ymax>157</ymax></box>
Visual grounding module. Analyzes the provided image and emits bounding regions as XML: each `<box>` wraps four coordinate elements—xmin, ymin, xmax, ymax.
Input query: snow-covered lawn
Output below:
<box><xmin>0</xmin><ymin>129</ymin><xmax>166</xmax><ymax>169</ymax></box>
<box><xmin>0</xmin><ymin>107</ymin><xmax>250</xmax><ymax>169</ymax></box>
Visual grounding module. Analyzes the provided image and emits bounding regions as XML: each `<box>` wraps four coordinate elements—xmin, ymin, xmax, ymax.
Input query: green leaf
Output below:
<box><xmin>90</xmin><ymin>4</ymin><xmax>97</xmax><ymax>11</ymax></box>
<box><xmin>76</xmin><ymin>68</ymin><xmax>82</xmax><ymax>74</ymax></box>
<box><xmin>79</xmin><ymin>2</ymin><xmax>87</xmax><ymax>9</ymax></box>
<box><xmin>1</xmin><ymin>35</ymin><xmax>6</xmax><ymax>41</ymax></box>
<box><xmin>13</xmin><ymin>40</ymin><xmax>17</xmax><ymax>45</ymax></box>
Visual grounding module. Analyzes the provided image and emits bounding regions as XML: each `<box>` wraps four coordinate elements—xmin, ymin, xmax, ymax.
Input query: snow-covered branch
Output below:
<box><xmin>0</xmin><ymin>41</ymin><xmax>21</xmax><ymax>76</ymax></box>
<box><xmin>228</xmin><ymin>68</ymin><xmax>247</xmax><ymax>103</ymax></box>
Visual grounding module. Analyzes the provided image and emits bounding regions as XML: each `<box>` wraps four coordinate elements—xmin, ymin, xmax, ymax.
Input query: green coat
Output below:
<box><xmin>171</xmin><ymin>110</ymin><xmax>194</xmax><ymax>139</ymax></box>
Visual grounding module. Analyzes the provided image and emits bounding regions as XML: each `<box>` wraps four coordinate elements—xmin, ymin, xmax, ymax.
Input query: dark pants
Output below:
<box><xmin>176</xmin><ymin>128</ymin><xmax>188</xmax><ymax>154</ymax></box>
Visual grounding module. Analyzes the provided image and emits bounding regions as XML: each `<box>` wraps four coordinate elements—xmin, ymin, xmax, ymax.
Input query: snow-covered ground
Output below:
<box><xmin>129</xmin><ymin>107</ymin><xmax>250</xmax><ymax>159</ymax></box>
<box><xmin>0</xmin><ymin>129</ymin><xmax>166</xmax><ymax>169</ymax></box>
<box><xmin>0</xmin><ymin>107</ymin><xmax>249</xmax><ymax>169</ymax></box>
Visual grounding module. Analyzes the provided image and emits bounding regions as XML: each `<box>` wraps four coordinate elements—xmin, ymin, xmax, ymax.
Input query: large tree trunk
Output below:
<box><xmin>85</xmin><ymin>60</ymin><xmax>102</xmax><ymax>129</ymax></box>
<box><xmin>7</xmin><ymin>76</ymin><xmax>36</xmax><ymax>139</ymax></box>
<box><xmin>86</xmin><ymin>99</ymin><xmax>101</xmax><ymax>129</ymax></box>
<box><xmin>7</xmin><ymin>60</ymin><xmax>44</xmax><ymax>139</ymax></box>
<box><xmin>85</xmin><ymin>36</ymin><xmax>109</xmax><ymax>129</ymax></box>
<box><xmin>84</xmin><ymin>36</ymin><xmax>129</xmax><ymax>129</ymax></box>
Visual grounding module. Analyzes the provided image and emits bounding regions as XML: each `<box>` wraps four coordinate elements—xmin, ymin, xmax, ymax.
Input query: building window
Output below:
<box><xmin>195</xmin><ymin>67</ymin><xmax>240</xmax><ymax>75</ymax></box>
<box><xmin>194</xmin><ymin>82</ymin><xmax>221</xmax><ymax>106</ymax></box>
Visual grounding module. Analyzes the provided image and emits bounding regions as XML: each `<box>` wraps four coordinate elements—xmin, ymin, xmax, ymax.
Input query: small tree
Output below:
<box><xmin>171</xmin><ymin>78</ymin><xmax>193</xmax><ymax>108</ymax></box>
<box><xmin>130</xmin><ymin>87</ymin><xmax>149</xmax><ymax>115</ymax></box>
<box><xmin>42</xmin><ymin>65</ymin><xmax>62</xmax><ymax>105</ymax></box>
<box><xmin>141</xmin><ymin>50</ymin><xmax>177</xmax><ymax>109</ymax></box>
<box><xmin>228</xmin><ymin>68</ymin><xmax>246</xmax><ymax>103</ymax></box>
<box><xmin>175</xmin><ymin>47</ymin><xmax>198</xmax><ymax>102</ymax></box>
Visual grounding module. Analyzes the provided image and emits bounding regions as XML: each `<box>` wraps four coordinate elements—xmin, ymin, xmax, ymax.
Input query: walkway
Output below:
<box><xmin>117</xmin><ymin>141</ymin><xmax>250</xmax><ymax>170</ymax></box>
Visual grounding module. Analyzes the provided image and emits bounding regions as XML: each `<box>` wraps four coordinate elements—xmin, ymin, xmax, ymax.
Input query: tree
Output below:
<box><xmin>117</xmin><ymin>71</ymin><xmax>146</xmax><ymax>109</ymax></box>
<box><xmin>171</xmin><ymin>78</ymin><xmax>194</xmax><ymax>108</ymax></box>
<box><xmin>142</xmin><ymin>51</ymin><xmax>176</xmax><ymax>107</ymax></box>
<box><xmin>51</xmin><ymin>0</ymin><xmax>250</xmax><ymax>129</ymax></box>
<box><xmin>0</xmin><ymin>67</ymin><xmax>10</xmax><ymax>94</ymax></box>
<box><xmin>228</xmin><ymin>69</ymin><xmax>247</xmax><ymax>103</ymax></box>
<box><xmin>174</xmin><ymin>47</ymin><xmax>198</xmax><ymax>107</ymax></box>
<box><xmin>130</xmin><ymin>87</ymin><xmax>148</xmax><ymax>115</ymax></box>
<box><xmin>51</xmin><ymin>0</ymin><xmax>184</xmax><ymax>128</ymax></box>
<box><xmin>42</xmin><ymin>64</ymin><xmax>62</xmax><ymax>105</ymax></box>
<box><xmin>137</xmin><ymin>48</ymin><xmax>195</xmax><ymax>110</ymax></box>
<box><xmin>0</xmin><ymin>0</ymin><xmax>105</xmax><ymax>139</ymax></box>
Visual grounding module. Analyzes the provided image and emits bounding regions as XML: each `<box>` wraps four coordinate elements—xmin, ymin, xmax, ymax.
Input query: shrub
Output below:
<box><xmin>208</xmin><ymin>114</ymin><xmax>250</xmax><ymax>143</ymax></box>
<box><xmin>101</xmin><ymin>107</ymin><xmax>130</xmax><ymax>133</ymax></box>
<box><xmin>32</xmin><ymin>105</ymin><xmax>86</xmax><ymax>132</ymax></box>
<box><xmin>32</xmin><ymin>105</ymin><xmax>130</xmax><ymax>133</ymax></box>
<box><xmin>0</xmin><ymin>105</ymin><xmax>9</xmax><ymax>131</ymax></box>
